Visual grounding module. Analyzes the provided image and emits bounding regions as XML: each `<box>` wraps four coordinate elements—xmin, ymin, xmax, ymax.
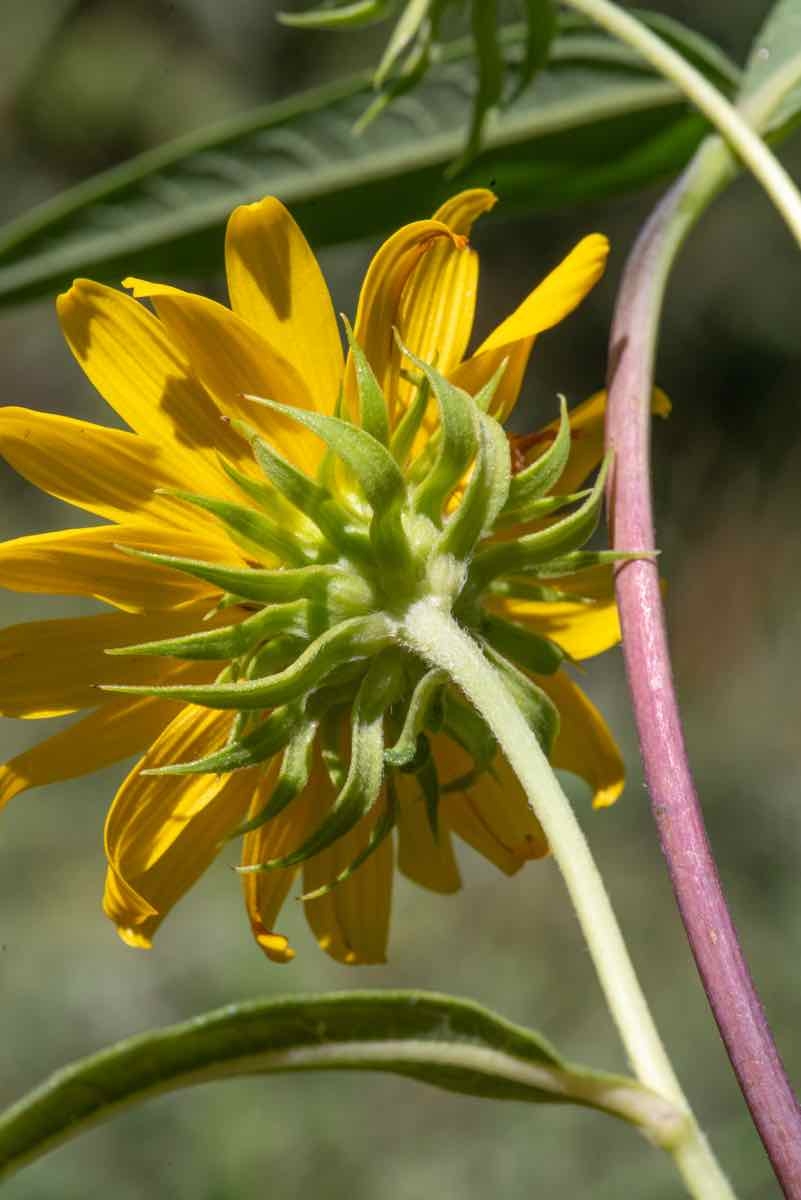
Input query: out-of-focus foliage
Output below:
<box><xmin>0</xmin><ymin>11</ymin><xmax>741</xmax><ymax>307</ymax></box>
<box><xmin>738</xmin><ymin>0</ymin><xmax>801</xmax><ymax>131</ymax></box>
<box><xmin>279</xmin><ymin>0</ymin><xmax>559</xmax><ymax>164</ymax></box>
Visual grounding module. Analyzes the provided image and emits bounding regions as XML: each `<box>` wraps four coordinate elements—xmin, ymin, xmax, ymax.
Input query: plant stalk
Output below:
<box><xmin>604</xmin><ymin>135</ymin><xmax>801</xmax><ymax>1194</ymax></box>
<box><xmin>402</xmin><ymin>597</ymin><xmax>735</xmax><ymax>1199</ymax></box>
<box><xmin>560</xmin><ymin>0</ymin><xmax>801</xmax><ymax>252</ymax></box>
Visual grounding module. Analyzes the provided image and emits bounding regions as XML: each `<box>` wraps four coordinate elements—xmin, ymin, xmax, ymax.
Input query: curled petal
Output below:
<box><xmin>393</xmin><ymin>190</ymin><xmax>496</xmax><ymax>417</ymax></box>
<box><xmin>103</xmin><ymin>705</ymin><xmax>264</xmax><ymax>947</ymax></box>
<box><xmin>349</xmin><ymin>219</ymin><xmax>463</xmax><ymax>419</ymax></box>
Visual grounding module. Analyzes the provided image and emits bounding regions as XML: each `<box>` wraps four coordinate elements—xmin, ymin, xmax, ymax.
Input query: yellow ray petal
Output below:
<box><xmin>0</xmin><ymin>608</ymin><xmax>218</xmax><ymax>718</ymax></box>
<box><xmin>0</xmin><ymin>407</ymin><xmax>208</xmax><ymax>529</ymax></box>
<box><xmin>348</xmin><ymin>219</ymin><xmax>461</xmax><ymax>419</ymax></box>
<box><xmin>538</xmin><ymin>563</ymin><xmax>616</xmax><ymax>599</ymax></box>
<box><xmin>450</xmin><ymin>235</ymin><xmax>609</xmax><ymax>421</ymax></box>
<box><xmin>431</xmin><ymin>189</ymin><xmax>497</xmax><ymax>236</ymax></box>
<box><xmin>225</xmin><ymin>197</ymin><xmax>343</xmax><ymax>414</ymax></box>
<box><xmin>57</xmin><ymin>279</ymin><xmax>247</xmax><ymax>486</ymax></box>
<box><xmin>488</xmin><ymin>593</ymin><xmax>620</xmax><ymax>661</ymax></box>
<box><xmin>392</xmin><ymin>190</ymin><xmax>496</xmax><ymax>416</ymax></box>
<box><xmin>302</xmin><ymin>763</ymin><xmax>393</xmax><ymax>965</ymax></box>
<box><xmin>395</xmin><ymin>770</ymin><xmax>461</xmax><ymax>893</ymax></box>
<box><xmin>0</xmin><ymin>523</ymin><xmax>235</xmax><ymax>613</ymax></box>
<box><xmin>240</xmin><ymin>773</ymin><xmax>321</xmax><ymax>964</ymax></box>
<box><xmin>105</xmin><ymin>769</ymin><xmax>259</xmax><ymax>949</ymax></box>
<box><xmin>436</xmin><ymin>737</ymin><xmax>549</xmax><ymax>874</ymax></box>
<box><xmin>0</xmin><ymin>690</ymin><xmax>187</xmax><ymax>811</ymax></box>
<box><xmin>123</xmin><ymin>278</ymin><xmax>321</xmax><ymax>471</ymax></box>
<box><xmin>538</xmin><ymin>669</ymin><xmax>624</xmax><ymax>809</ymax></box>
<box><xmin>103</xmin><ymin>704</ymin><xmax>260</xmax><ymax>947</ymax></box>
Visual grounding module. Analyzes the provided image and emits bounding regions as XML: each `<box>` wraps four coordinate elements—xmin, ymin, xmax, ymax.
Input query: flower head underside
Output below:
<box><xmin>0</xmin><ymin>189</ymin><xmax>640</xmax><ymax>964</ymax></box>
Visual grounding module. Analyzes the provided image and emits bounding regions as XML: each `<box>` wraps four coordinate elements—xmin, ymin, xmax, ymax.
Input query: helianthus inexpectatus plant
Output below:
<box><xmin>0</xmin><ymin>188</ymin><xmax>630</xmax><ymax>965</ymax></box>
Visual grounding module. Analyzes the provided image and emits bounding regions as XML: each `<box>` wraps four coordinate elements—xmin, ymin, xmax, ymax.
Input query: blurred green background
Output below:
<box><xmin>1</xmin><ymin>1</ymin><xmax>800</xmax><ymax>1196</ymax></box>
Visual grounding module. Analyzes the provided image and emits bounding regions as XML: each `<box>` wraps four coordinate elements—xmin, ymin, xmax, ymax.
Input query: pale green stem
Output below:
<box><xmin>402</xmin><ymin>598</ymin><xmax>735</xmax><ymax>1200</ymax></box>
<box><xmin>560</xmin><ymin>0</ymin><xmax>801</xmax><ymax>252</ymax></box>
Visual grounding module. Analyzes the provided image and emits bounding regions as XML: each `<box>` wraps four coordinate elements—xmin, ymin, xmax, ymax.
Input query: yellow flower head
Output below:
<box><xmin>0</xmin><ymin>189</ymin><xmax>624</xmax><ymax>965</ymax></box>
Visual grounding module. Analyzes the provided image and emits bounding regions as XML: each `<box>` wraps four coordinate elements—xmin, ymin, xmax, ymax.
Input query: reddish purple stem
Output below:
<box><xmin>606</xmin><ymin>169</ymin><xmax>801</xmax><ymax>1195</ymax></box>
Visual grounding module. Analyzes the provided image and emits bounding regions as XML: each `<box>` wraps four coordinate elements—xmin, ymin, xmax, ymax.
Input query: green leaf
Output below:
<box><xmin>512</xmin><ymin>0</ymin><xmax>558</xmax><ymax>102</ymax></box>
<box><xmin>0</xmin><ymin>18</ymin><xmax>725</xmax><ymax>307</ymax></box>
<box><xmin>625</xmin><ymin>10</ymin><xmax>741</xmax><ymax>95</ymax></box>
<box><xmin>412</xmin><ymin>750</ymin><xmax>442</xmax><ymax>837</ymax></box>
<box><xmin>452</xmin><ymin>0</ymin><xmax>503</xmax><ymax>172</ymax></box>
<box><xmin>104</xmin><ymin>614</ymin><xmax>394</xmax><ymax>710</ymax></box>
<box><xmin>374</xmin><ymin>0</ymin><xmax>432</xmax><ymax>85</ymax></box>
<box><xmin>737</xmin><ymin>0</ymin><xmax>801</xmax><ymax>135</ymax></box>
<box><xmin>0</xmin><ymin>991</ymin><xmax>686</xmax><ymax>1182</ymax></box>
<box><xmin>441</xmin><ymin>689</ymin><xmax>497</xmax><ymax>787</ymax></box>
<box><xmin>278</xmin><ymin>0</ymin><xmax>397</xmax><ymax>30</ymax></box>
<box><xmin>496</xmin><ymin>490</ymin><xmax>591</xmax><ymax>531</ymax></box>
<box><xmin>217</xmin><ymin>455</ymin><xmax>319</xmax><ymax>544</ymax></box>
<box><xmin>318</xmin><ymin>706</ymin><xmax>350</xmax><ymax>791</ymax></box>
<box><xmin>517</xmin><ymin>548</ymin><xmax>653</xmax><ymax>580</ymax></box>
<box><xmin>473</xmin><ymin>357</ymin><xmax>510</xmax><ymax>413</ymax></box>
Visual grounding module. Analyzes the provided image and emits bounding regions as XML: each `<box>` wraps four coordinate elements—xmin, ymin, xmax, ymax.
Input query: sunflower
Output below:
<box><xmin>0</xmin><ymin>188</ymin><xmax>629</xmax><ymax>965</ymax></box>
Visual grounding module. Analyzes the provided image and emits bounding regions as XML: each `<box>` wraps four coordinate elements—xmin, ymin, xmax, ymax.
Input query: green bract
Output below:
<box><xmin>105</xmin><ymin>338</ymin><xmax>624</xmax><ymax>882</ymax></box>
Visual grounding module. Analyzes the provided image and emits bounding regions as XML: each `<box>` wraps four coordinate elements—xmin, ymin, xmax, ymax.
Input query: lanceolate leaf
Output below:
<box><xmin>0</xmin><ymin>18</ymin><xmax>732</xmax><ymax>307</ymax></box>
<box><xmin>0</xmin><ymin>991</ymin><xmax>686</xmax><ymax>1182</ymax></box>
